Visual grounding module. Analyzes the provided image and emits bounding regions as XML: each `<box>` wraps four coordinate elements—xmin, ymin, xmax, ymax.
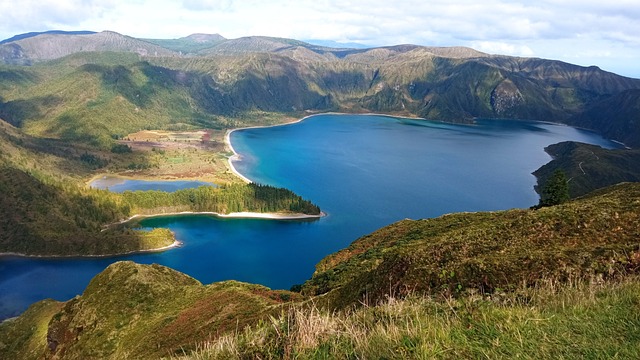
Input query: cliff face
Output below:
<box><xmin>566</xmin><ymin>89</ymin><xmax>640</xmax><ymax>148</ymax></box>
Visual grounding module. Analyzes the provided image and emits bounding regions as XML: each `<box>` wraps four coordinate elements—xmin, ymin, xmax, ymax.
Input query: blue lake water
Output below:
<box><xmin>0</xmin><ymin>114</ymin><xmax>620</xmax><ymax>320</ymax></box>
<box><xmin>89</xmin><ymin>176</ymin><xmax>215</xmax><ymax>192</ymax></box>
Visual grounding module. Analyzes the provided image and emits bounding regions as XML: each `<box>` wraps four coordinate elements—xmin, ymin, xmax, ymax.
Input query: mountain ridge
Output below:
<box><xmin>2</xmin><ymin>34</ymin><xmax>638</xmax><ymax>147</ymax></box>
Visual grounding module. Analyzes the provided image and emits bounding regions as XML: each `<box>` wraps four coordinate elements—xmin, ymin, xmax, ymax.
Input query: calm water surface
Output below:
<box><xmin>90</xmin><ymin>175</ymin><xmax>215</xmax><ymax>192</ymax></box>
<box><xmin>0</xmin><ymin>115</ymin><xmax>619</xmax><ymax>319</ymax></box>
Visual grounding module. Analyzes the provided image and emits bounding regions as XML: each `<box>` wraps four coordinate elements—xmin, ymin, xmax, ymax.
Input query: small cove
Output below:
<box><xmin>0</xmin><ymin>114</ymin><xmax>620</xmax><ymax>320</ymax></box>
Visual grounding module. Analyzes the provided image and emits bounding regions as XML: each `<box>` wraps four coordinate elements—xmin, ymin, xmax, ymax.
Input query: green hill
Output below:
<box><xmin>2</xmin><ymin>183</ymin><xmax>640</xmax><ymax>358</ymax></box>
<box><xmin>0</xmin><ymin>261</ymin><xmax>302</xmax><ymax>359</ymax></box>
<box><xmin>0</xmin><ymin>164</ymin><xmax>320</xmax><ymax>256</ymax></box>
<box><xmin>301</xmin><ymin>182</ymin><xmax>640</xmax><ymax>308</ymax></box>
<box><xmin>533</xmin><ymin>141</ymin><xmax>640</xmax><ymax>198</ymax></box>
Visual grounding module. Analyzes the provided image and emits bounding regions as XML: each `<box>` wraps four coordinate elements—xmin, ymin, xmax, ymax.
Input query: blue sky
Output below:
<box><xmin>1</xmin><ymin>0</ymin><xmax>638</xmax><ymax>78</ymax></box>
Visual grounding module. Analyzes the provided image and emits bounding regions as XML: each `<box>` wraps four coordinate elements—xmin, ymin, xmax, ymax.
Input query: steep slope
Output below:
<box><xmin>0</xmin><ymin>261</ymin><xmax>301</xmax><ymax>359</ymax></box>
<box><xmin>0</xmin><ymin>163</ymin><xmax>178</xmax><ymax>256</ymax></box>
<box><xmin>566</xmin><ymin>89</ymin><xmax>640</xmax><ymax>148</ymax></box>
<box><xmin>302</xmin><ymin>182</ymin><xmax>640</xmax><ymax>308</ymax></box>
<box><xmin>2</xmin><ymin>32</ymin><xmax>640</xmax><ymax>147</ymax></box>
<box><xmin>533</xmin><ymin>141</ymin><xmax>640</xmax><ymax>197</ymax></box>
<box><xmin>0</xmin><ymin>57</ymin><xmax>226</xmax><ymax>146</ymax></box>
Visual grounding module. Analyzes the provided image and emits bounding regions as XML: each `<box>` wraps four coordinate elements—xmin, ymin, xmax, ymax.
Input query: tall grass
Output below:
<box><xmin>174</xmin><ymin>276</ymin><xmax>640</xmax><ymax>359</ymax></box>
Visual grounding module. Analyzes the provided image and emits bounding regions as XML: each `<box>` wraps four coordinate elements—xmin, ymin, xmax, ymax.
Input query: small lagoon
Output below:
<box><xmin>0</xmin><ymin>114</ymin><xmax>620</xmax><ymax>320</ymax></box>
<box><xmin>89</xmin><ymin>175</ymin><xmax>215</xmax><ymax>192</ymax></box>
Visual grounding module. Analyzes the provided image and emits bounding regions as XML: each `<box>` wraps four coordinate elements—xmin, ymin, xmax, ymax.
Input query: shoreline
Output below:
<box><xmin>0</xmin><ymin>209</ymin><xmax>326</xmax><ymax>259</ymax></box>
<box><xmin>224</xmin><ymin>112</ymin><xmax>428</xmax><ymax>184</ymax></box>
<box><xmin>112</xmin><ymin>210</ymin><xmax>326</xmax><ymax>227</ymax></box>
<box><xmin>0</xmin><ymin>240</ymin><xmax>183</xmax><ymax>259</ymax></box>
<box><xmin>224</xmin><ymin>114</ymin><xmax>316</xmax><ymax>183</ymax></box>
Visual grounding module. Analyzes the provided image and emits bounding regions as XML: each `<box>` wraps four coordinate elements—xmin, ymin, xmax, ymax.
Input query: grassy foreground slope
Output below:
<box><xmin>301</xmin><ymin>182</ymin><xmax>640</xmax><ymax>308</ymax></box>
<box><xmin>0</xmin><ymin>262</ymin><xmax>302</xmax><ymax>359</ymax></box>
<box><xmin>2</xmin><ymin>183</ymin><xmax>640</xmax><ymax>359</ymax></box>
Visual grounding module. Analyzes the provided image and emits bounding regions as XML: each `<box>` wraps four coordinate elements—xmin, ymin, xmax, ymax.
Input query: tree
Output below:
<box><xmin>538</xmin><ymin>169</ymin><xmax>570</xmax><ymax>207</ymax></box>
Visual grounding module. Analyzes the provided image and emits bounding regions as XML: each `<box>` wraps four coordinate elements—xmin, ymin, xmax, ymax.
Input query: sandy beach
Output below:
<box><xmin>224</xmin><ymin>114</ymin><xmax>320</xmax><ymax>183</ymax></box>
<box><xmin>114</xmin><ymin>210</ymin><xmax>325</xmax><ymax>226</ymax></box>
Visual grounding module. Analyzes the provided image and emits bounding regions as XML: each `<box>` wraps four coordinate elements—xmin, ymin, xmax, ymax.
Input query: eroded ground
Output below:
<box><xmin>104</xmin><ymin>129</ymin><xmax>239</xmax><ymax>184</ymax></box>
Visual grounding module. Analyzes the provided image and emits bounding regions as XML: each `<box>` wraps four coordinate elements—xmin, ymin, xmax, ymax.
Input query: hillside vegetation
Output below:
<box><xmin>0</xmin><ymin>166</ymin><xmax>319</xmax><ymax>256</ymax></box>
<box><xmin>1</xmin><ymin>31</ymin><xmax>639</xmax><ymax>148</ymax></box>
<box><xmin>2</xmin><ymin>183</ymin><xmax>640</xmax><ymax>358</ymax></box>
<box><xmin>534</xmin><ymin>141</ymin><xmax>640</xmax><ymax>198</ymax></box>
<box><xmin>301</xmin><ymin>182</ymin><xmax>640</xmax><ymax>308</ymax></box>
<box><xmin>0</xmin><ymin>120</ymin><xmax>319</xmax><ymax>256</ymax></box>
<box><xmin>0</xmin><ymin>262</ymin><xmax>303</xmax><ymax>359</ymax></box>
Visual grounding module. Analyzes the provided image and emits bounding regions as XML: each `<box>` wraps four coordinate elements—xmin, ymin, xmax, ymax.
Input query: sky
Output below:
<box><xmin>1</xmin><ymin>0</ymin><xmax>638</xmax><ymax>78</ymax></box>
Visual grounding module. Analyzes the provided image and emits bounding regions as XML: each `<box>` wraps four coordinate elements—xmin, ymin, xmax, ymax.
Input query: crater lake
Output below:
<box><xmin>0</xmin><ymin>114</ymin><xmax>620</xmax><ymax>320</ymax></box>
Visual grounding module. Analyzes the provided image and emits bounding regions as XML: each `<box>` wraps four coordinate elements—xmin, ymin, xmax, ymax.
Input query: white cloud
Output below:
<box><xmin>0</xmin><ymin>0</ymin><xmax>114</xmax><ymax>33</ymax></box>
<box><xmin>471</xmin><ymin>41</ymin><xmax>535</xmax><ymax>57</ymax></box>
<box><xmin>182</xmin><ymin>0</ymin><xmax>233</xmax><ymax>11</ymax></box>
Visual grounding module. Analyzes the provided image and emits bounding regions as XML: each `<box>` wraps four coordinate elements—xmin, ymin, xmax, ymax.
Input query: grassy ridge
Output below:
<box><xmin>301</xmin><ymin>182</ymin><xmax>640</xmax><ymax>308</ymax></box>
<box><xmin>2</xmin><ymin>183</ymin><xmax>640</xmax><ymax>359</ymax></box>
<box><xmin>177</xmin><ymin>278</ymin><xmax>640</xmax><ymax>359</ymax></box>
<box><xmin>0</xmin><ymin>262</ymin><xmax>302</xmax><ymax>359</ymax></box>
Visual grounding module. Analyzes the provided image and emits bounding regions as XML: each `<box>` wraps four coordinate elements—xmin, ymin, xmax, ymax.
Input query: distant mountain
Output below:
<box><xmin>0</xmin><ymin>30</ymin><xmax>97</xmax><ymax>44</ymax></box>
<box><xmin>0</xmin><ymin>31</ymin><xmax>177</xmax><ymax>64</ymax></box>
<box><xmin>197</xmin><ymin>35</ymin><xmax>317</xmax><ymax>55</ymax></box>
<box><xmin>143</xmin><ymin>33</ymin><xmax>226</xmax><ymax>54</ymax></box>
<box><xmin>304</xmin><ymin>39</ymin><xmax>370</xmax><ymax>49</ymax></box>
<box><xmin>1</xmin><ymin>30</ymin><xmax>640</xmax><ymax>148</ymax></box>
